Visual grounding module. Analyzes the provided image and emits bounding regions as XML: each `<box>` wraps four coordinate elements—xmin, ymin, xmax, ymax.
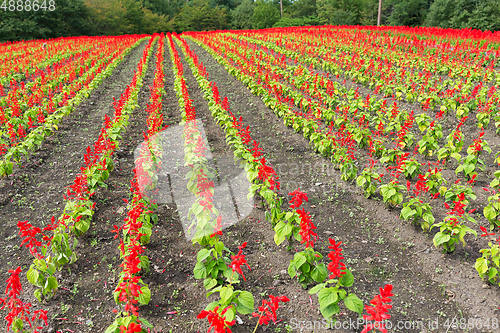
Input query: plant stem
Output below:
<box><xmin>252</xmin><ymin>311</ymin><xmax>264</xmax><ymax>333</ymax></box>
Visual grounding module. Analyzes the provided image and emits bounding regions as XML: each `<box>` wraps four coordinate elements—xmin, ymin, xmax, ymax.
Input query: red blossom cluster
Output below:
<box><xmin>288</xmin><ymin>187</ymin><xmax>308</xmax><ymax>209</ymax></box>
<box><xmin>297</xmin><ymin>208</ymin><xmax>317</xmax><ymax>248</ymax></box>
<box><xmin>17</xmin><ymin>217</ymin><xmax>57</xmax><ymax>258</ymax></box>
<box><xmin>0</xmin><ymin>267</ymin><xmax>48</xmax><ymax>333</ymax></box>
<box><xmin>252</xmin><ymin>295</ymin><xmax>290</xmax><ymax>325</ymax></box>
<box><xmin>361</xmin><ymin>284</ymin><xmax>394</xmax><ymax>333</ymax></box>
<box><xmin>257</xmin><ymin>157</ymin><xmax>280</xmax><ymax>191</ymax></box>
<box><xmin>230</xmin><ymin>242</ymin><xmax>251</xmax><ymax>281</ymax></box>
<box><xmin>197</xmin><ymin>306</ymin><xmax>235</xmax><ymax>333</ymax></box>
<box><xmin>327</xmin><ymin>238</ymin><xmax>346</xmax><ymax>279</ymax></box>
<box><xmin>469</xmin><ymin>130</ymin><xmax>485</xmax><ymax>155</ymax></box>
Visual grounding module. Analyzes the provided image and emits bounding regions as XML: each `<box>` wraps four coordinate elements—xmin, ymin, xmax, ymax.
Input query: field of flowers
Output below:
<box><xmin>0</xmin><ymin>26</ymin><xmax>500</xmax><ymax>333</ymax></box>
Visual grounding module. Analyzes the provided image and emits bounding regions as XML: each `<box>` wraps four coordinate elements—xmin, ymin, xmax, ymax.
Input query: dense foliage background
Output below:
<box><xmin>1</xmin><ymin>0</ymin><xmax>499</xmax><ymax>42</ymax></box>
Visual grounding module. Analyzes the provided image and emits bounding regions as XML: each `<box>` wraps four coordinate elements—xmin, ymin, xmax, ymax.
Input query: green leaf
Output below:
<box><xmin>488</xmin><ymin>267</ymin><xmax>498</xmax><ymax>282</ymax></box>
<box><xmin>320</xmin><ymin>303</ymin><xmax>339</xmax><ymax>319</ymax></box>
<box><xmin>197</xmin><ymin>249</ymin><xmax>212</xmax><ymax>262</ymax></box>
<box><xmin>203</xmin><ymin>278</ymin><xmax>217</xmax><ymax>290</ymax></box>
<box><xmin>220</xmin><ymin>286</ymin><xmax>233</xmax><ymax>304</ymax></box>
<box><xmin>237</xmin><ymin>291</ymin><xmax>254</xmax><ymax>310</ymax></box>
<box><xmin>475</xmin><ymin>258</ymin><xmax>489</xmax><ymax>276</ymax></box>
<box><xmin>27</xmin><ymin>268</ymin><xmax>39</xmax><ymax>286</ymax></box>
<box><xmin>294</xmin><ymin>253</ymin><xmax>307</xmax><ymax>269</ymax></box>
<box><xmin>344</xmin><ymin>294</ymin><xmax>364</xmax><ymax>314</ymax></box>
<box><xmin>400</xmin><ymin>206</ymin><xmax>416</xmax><ymax>220</ymax></box>
<box><xmin>104</xmin><ymin>323</ymin><xmax>119</xmax><ymax>333</ymax></box>
<box><xmin>339</xmin><ymin>269</ymin><xmax>354</xmax><ymax>287</ymax></box>
<box><xmin>139</xmin><ymin>285</ymin><xmax>151</xmax><ymax>305</ymax></box>
<box><xmin>34</xmin><ymin>289</ymin><xmax>42</xmax><ymax>302</ymax></box>
<box><xmin>194</xmin><ymin>262</ymin><xmax>207</xmax><ymax>279</ymax></box>
<box><xmin>140</xmin><ymin>317</ymin><xmax>154</xmax><ymax>328</ymax></box>
<box><xmin>433</xmin><ymin>232</ymin><xmax>450</xmax><ymax>247</ymax></box>
<box><xmin>308</xmin><ymin>283</ymin><xmax>327</xmax><ymax>295</ymax></box>
<box><xmin>45</xmin><ymin>276</ymin><xmax>58</xmax><ymax>291</ymax></box>
<box><xmin>318</xmin><ymin>288</ymin><xmax>338</xmax><ymax>307</ymax></box>
<box><xmin>484</xmin><ymin>205</ymin><xmax>497</xmax><ymax>222</ymax></box>
<box><xmin>215</xmin><ymin>241</ymin><xmax>224</xmax><ymax>255</ymax></box>
<box><xmin>311</xmin><ymin>264</ymin><xmax>328</xmax><ymax>283</ymax></box>
<box><xmin>356</xmin><ymin>176</ymin><xmax>366</xmax><ymax>187</ymax></box>
<box><xmin>288</xmin><ymin>262</ymin><xmax>297</xmax><ymax>279</ymax></box>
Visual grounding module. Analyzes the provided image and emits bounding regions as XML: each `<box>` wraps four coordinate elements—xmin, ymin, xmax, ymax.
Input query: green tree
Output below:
<box><xmin>142</xmin><ymin>7</ymin><xmax>174</xmax><ymax>33</ymax></box>
<box><xmin>144</xmin><ymin>0</ymin><xmax>171</xmax><ymax>15</ymax></box>
<box><xmin>424</xmin><ymin>0</ymin><xmax>500</xmax><ymax>31</ymax></box>
<box><xmin>387</xmin><ymin>0</ymin><xmax>431</xmax><ymax>27</ymax></box>
<box><xmin>231</xmin><ymin>0</ymin><xmax>255</xmax><ymax>29</ymax></box>
<box><xmin>289</xmin><ymin>0</ymin><xmax>317</xmax><ymax>18</ymax></box>
<box><xmin>252</xmin><ymin>0</ymin><xmax>280</xmax><ymax>29</ymax></box>
<box><xmin>174</xmin><ymin>0</ymin><xmax>229</xmax><ymax>31</ymax></box>
<box><xmin>0</xmin><ymin>0</ymin><xmax>91</xmax><ymax>42</ymax></box>
<box><xmin>121</xmin><ymin>0</ymin><xmax>146</xmax><ymax>33</ymax></box>
<box><xmin>316</xmin><ymin>0</ymin><xmax>364</xmax><ymax>25</ymax></box>
<box><xmin>468</xmin><ymin>1</ymin><xmax>500</xmax><ymax>31</ymax></box>
<box><xmin>359</xmin><ymin>0</ymin><xmax>379</xmax><ymax>25</ymax></box>
<box><xmin>84</xmin><ymin>0</ymin><xmax>131</xmax><ymax>35</ymax></box>
<box><xmin>273</xmin><ymin>16</ymin><xmax>321</xmax><ymax>27</ymax></box>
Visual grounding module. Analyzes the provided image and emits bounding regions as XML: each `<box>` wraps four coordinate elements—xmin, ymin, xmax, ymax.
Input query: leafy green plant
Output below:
<box><xmin>432</xmin><ymin>217</ymin><xmax>477</xmax><ymax>253</ymax></box>
<box><xmin>400</xmin><ymin>198</ymin><xmax>435</xmax><ymax>231</ymax></box>
<box><xmin>431</xmin><ymin>195</ymin><xmax>477</xmax><ymax>253</ymax></box>
<box><xmin>484</xmin><ymin>189</ymin><xmax>500</xmax><ymax>231</ymax></box>
<box><xmin>437</xmin><ymin>116</ymin><xmax>467</xmax><ymax>163</ymax></box>
<box><xmin>308</xmin><ymin>239</ymin><xmax>363</xmax><ymax>323</ymax></box>
<box><xmin>340</xmin><ymin>159</ymin><xmax>357</xmax><ymax>182</ymax></box>
<box><xmin>423</xmin><ymin>167</ymin><xmax>446</xmax><ymax>195</ymax></box>
<box><xmin>288</xmin><ymin>248</ymin><xmax>328</xmax><ymax>288</ymax></box>
<box><xmin>356</xmin><ymin>166</ymin><xmax>382</xmax><ymax>198</ymax></box>
<box><xmin>401</xmin><ymin>159</ymin><xmax>421</xmax><ymax>179</ymax></box>
<box><xmin>476</xmin><ymin>226</ymin><xmax>500</xmax><ymax>286</ymax></box>
<box><xmin>27</xmin><ymin>257</ymin><xmax>58</xmax><ymax>302</ymax></box>
<box><xmin>379</xmin><ymin>180</ymin><xmax>405</xmax><ymax>207</ymax></box>
<box><xmin>415</xmin><ymin>113</ymin><xmax>431</xmax><ymax>132</ymax></box>
<box><xmin>456</xmin><ymin>131</ymin><xmax>492</xmax><ymax>180</ymax></box>
<box><xmin>194</xmin><ymin>244</ymin><xmax>238</xmax><ymax>290</ymax></box>
<box><xmin>418</xmin><ymin>121</ymin><xmax>443</xmax><ymax>156</ymax></box>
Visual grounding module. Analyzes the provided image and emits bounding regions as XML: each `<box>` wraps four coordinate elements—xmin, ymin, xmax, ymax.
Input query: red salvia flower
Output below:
<box><xmin>252</xmin><ymin>295</ymin><xmax>289</xmax><ymax>326</ymax></box>
<box><xmin>120</xmin><ymin>322</ymin><xmax>142</xmax><ymax>333</ymax></box>
<box><xmin>361</xmin><ymin>284</ymin><xmax>394</xmax><ymax>333</ymax></box>
<box><xmin>327</xmin><ymin>238</ymin><xmax>346</xmax><ymax>279</ymax></box>
<box><xmin>296</xmin><ymin>208</ymin><xmax>317</xmax><ymax>248</ymax></box>
<box><xmin>288</xmin><ymin>188</ymin><xmax>308</xmax><ymax>209</ymax></box>
<box><xmin>229</xmin><ymin>242</ymin><xmax>251</xmax><ymax>281</ymax></box>
<box><xmin>197</xmin><ymin>306</ymin><xmax>235</xmax><ymax>333</ymax></box>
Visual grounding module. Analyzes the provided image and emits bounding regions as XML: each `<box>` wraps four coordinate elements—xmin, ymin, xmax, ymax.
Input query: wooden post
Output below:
<box><xmin>280</xmin><ymin>0</ymin><xmax>283</xmax><ymax>18</ymax></box>
<box><xmin>377</xmin><ymin>0</ymin><xmax>382</xmax><ymax>26</ymax></box>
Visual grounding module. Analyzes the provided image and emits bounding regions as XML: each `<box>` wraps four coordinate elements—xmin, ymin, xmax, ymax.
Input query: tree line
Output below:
<box><xmin>1</xmin><ymin>0</ymin><xmax>499</xmax><ymax>42</ymax></box>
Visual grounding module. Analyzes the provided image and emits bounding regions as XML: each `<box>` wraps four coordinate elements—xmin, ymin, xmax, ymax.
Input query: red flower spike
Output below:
<box><xmin>361</xmin><ymin>284</ymin><xmax>393</xmax><ymax>333</ymax></box>
<box><xmin>296</xmin><ymin>208</ymin><xmax>317</xmax><ymax>248</ymax></box>
<box><xmin>229</xmin><ymin>242</ymin><xmax>251</xmax><ymax>281</ymax></box>
<box><xmin>327</xmin><ymin>238</ymin><xmax>346</xmax><ymax>279</ymax></box>
<box><xmin>197</xmin><ymin>306</ymin><xmax>235</xmax><ymax>333</ymax></box>
<box><xmin>288</xmin><ymin>188</ymin><xmax>309</xmax><ymax>209</ymax></box>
